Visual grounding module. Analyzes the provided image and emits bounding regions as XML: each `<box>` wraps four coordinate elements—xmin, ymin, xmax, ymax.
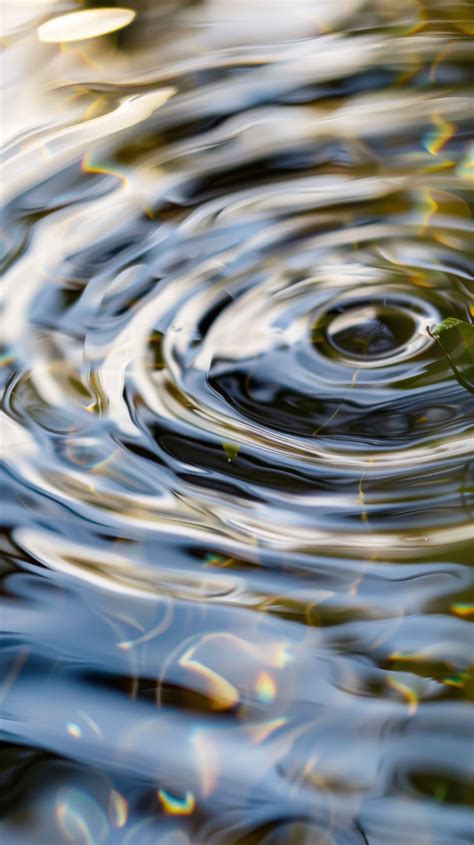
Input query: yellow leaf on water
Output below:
<box><xmin>38</xmin><ymin>8</ymin><xmax>136</xmax><ymax>43</ymax></box>
<box><xmin>222</xmin><ymin>441</ymin><xmax>240</xmax><ymax>462</ymax></box>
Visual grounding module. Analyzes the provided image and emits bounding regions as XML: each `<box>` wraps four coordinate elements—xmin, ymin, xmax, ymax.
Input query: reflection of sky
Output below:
<box><xmin>1</xmin><ymin>2</ymin><xmax>473</xmax><ymax>844</ymax></box>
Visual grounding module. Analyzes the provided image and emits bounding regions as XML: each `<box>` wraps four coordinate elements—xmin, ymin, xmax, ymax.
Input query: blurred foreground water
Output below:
<box><xmin>1</xmin><ymin>1</ymin><xmax>473</xmax><ymax>843</ymax></box>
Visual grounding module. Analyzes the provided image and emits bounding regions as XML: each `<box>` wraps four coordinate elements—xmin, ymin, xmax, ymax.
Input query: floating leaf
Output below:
<box><xmin>38</xmin><ymin>8</ymin><xmax>136</xmax><ymax>43</ymax></box>
<box><xmin>431</xmin><ymin>317</ymin><xmax>474</xmax><ymax>347</ymax></box>
<box><xmin>222</xmin><ymin>441</ymin><xmax>240</xmax><ymax>462</ymax></box>
<box><xmin>429</xmin><ymin>318</ymin><xmax>474</xmax><ymax>393</ymax></box>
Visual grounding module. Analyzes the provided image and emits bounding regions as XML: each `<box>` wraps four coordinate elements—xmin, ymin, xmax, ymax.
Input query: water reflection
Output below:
<box><xmin>1</xmin><ymin>1</ymin><xmax>473</xmax><ymax>843</ymax></box>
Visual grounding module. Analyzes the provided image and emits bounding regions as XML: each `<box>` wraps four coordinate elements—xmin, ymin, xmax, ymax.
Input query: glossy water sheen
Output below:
<box><xmin>1</xmin><ymin>2</ymin><xmax>473</xmax><ymax>843</ymax></box>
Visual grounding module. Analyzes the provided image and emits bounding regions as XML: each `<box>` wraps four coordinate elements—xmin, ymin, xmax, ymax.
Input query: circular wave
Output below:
<box><xmin>1</xmin><ymin>4</ymin><xmax>473</xmax><ymax>845</ymax></box>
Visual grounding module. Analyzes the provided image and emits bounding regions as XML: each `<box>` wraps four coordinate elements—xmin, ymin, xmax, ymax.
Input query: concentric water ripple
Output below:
<box><xmin>1</xmin><ymin>2</ymin><xmax>473</xmax><ymax>844</ymax></box>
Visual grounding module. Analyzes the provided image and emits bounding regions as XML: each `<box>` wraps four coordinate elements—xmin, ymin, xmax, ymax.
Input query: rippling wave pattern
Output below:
<box><xmin>1</xmin><ymin>1</ymin><xmax>473</xmax><ymax>843</ymax></box>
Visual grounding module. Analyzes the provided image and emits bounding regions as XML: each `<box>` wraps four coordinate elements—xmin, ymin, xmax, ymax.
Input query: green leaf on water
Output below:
<box><xmin>429</xmin><ymin>318</ymin><xmax>474</xmax><ymax>394</ymax></box>
<box><xmin>431</xmin><ymin>317</ymin><xmax>474</xmax><ymax>348</ymax></box>
<box><xmin>222</xmin><ymin>441</ymin><xmax>240</xmax><ymax>462</ymax></box>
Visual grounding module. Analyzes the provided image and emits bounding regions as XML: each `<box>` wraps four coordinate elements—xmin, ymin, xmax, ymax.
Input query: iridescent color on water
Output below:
<box><xmin>1</xmin><ymin>1</ymin><xmax>473</xmax><ymax>844</ymax></box>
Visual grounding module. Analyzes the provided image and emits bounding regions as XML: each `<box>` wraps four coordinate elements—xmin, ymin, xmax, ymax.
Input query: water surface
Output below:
<box><xmin>1</xmin><ymin>1</ymin><xmax>473</xmax><ymax>843</ymax></box>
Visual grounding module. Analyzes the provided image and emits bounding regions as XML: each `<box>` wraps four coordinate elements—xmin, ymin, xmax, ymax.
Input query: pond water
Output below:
<box><xmin>1</xmin><ymin>2</ymin><xmax>473</xmax><ymax>843</ymax></box>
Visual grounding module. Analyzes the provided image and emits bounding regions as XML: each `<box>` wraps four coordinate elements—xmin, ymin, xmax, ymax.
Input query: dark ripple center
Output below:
<box><xmin>326</xmin><ymin>303</ymin><xmax>417</xmax><ymax>360</ymax></box>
